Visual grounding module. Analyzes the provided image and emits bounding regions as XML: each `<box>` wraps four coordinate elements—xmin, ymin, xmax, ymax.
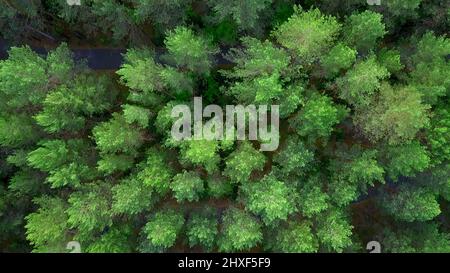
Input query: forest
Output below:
<box><xmin>0</xmin><ymin>0</ymin><xmax>449</xmax><ymax>253</ymax></box>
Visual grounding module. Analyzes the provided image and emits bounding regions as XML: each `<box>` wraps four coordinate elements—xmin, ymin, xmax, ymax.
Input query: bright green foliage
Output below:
<box><xmin>0</xmin><ymin>46</ymin><xmax>47</xmax><ymax>108</ymax></box>
<box><xmin>86</xmin><ymin>226</ymin><xmax>133</xmax><ymax>253</ymax></box>
<box><xmin>224</xmin><ymin>37</ymin><xmax>291</xmax><ymax>79</ymax></box>
<box><xmin>273</xmin><ymin>7</ymin><xmax>341</xmax><ymax>63</ymax></box>
<box><xmin>165</xmin><ymin>26</ymin><xmax>217</xmax><ymax>74</ymax></box>
<box><xmin>228</xmin><ymin>73</ymin><xmax>283</xmax><ymax>104</ymax></box>
<box><xmin>25</xmin><ymin>196</ymin><xmax>68</xmax><ymax>251</ymax></box>
<box><xmin>242</xmin><ymin>174</ymin><xmax>297</xmax><ymax>224</ymax></box>
<box><xmin>329</xmin><ymin>147</ymin><xmax>384</xmax><ymax>206</ymax></box>
<box><xmin>222</xmin><ymin>37</ymin><xmax>292</xmax><ymax>105</ymax></box>
<box><xmin>171</xmin><ymin>171</ymin><xmax>204</xmax><ymax>202</ymax></box>
<box><xmin>290</xmin><ymin>94</ymin><xmax>347</xmax><ymax>140</ymax></box>
<box><xmin>321</xmin><ymin>43</ymin><xmax>357</xmax><ymax>77</ymax></box>
<box><xmin>2</xmin><ymin>1</ymin><xmax>450</xmax><ymax>254</ymax></box>
<box><xmin>112</xmin><ymin>176</ymin><xmax>155</xmax><ymax>215</ymax></box>
<box><xmin>223</xmin><ymin>142</ymin><xmax>265</xmax><ymax>183</ymax></box>
<box><xmin>428</xmin><ymin>108</ymin><xmax>450</xmax><ymax>165</ymax></box>
<box><xmin>93</xmin><ymin>113</ymin><xmax>145</xmax><ymax>155</ymax></box>
<box><xmin>35</xmin><ymin>75</ymin><xmax>114</xmax><ymax>133</ymax></box>
<box><xmin>186</xmin><ymin>209</ymin><xmax>218</xmax><ymax>250</ymax></box>
<box><xmin>273</xmin><ymin>136</ymin><xmax>314</xmax><ymax>176</ymax></box>
<box><xmin>180</xmin><ymin>140</ymin><xmax>220</xmax><ymax>173</ymax></box>
<box><xmin>343</xmin><ymin>11</ymin><xmax>387</xmax><ymax>52</ymax></box>
<box><xmin>409</xmin><ymin>32</ymin><xmax>450</xmax><ymax>105</ymax></box>
<box><xmin>27</xmin><ymin>139</ymin><xmax>95</xmax><ymax>188</ymax></box>
<box><xmin>316</xmin><ymin>208</ymin><xmax>353</xmax><ymax>252</ymax></box>
<box><xmin>136</xmin><ymin>150</ymin><xmax>174</xmax><ymax>194</ymax></box>
<box><xmin>411</xmin><ymin>32</ymin><xmax>450</xmax><ymax>65</ymax></box>
<box><xmin>298</xmin><ymin>175</ymin><xmax>329</xmax><ymax>217</ymax></box>
<box><xmin>97</xmin><ymin>154</ymin><xmax>135</xmax><ymax>175</ymax></box>
<box><xmin>337</xmin><ymin>57</ymin><xmax>390</xmax><ymax>107</ymax></box>
<box><xmin>218</xmin><ymin>208</ymin><xmax>262</xmax><ymax>252</ymax></box>
<box><xmin>355</xmin><ymin>84</ymin><xmax>430</xmax><ymax>145</ymax></box>
<box><xmin>117</xmin><ymin>49</ymin><xmax>164</xmax><ymax>94</ymax></box>
<box><xmin>143</xmin><ymin>209</ymin><xmax>185</xmax><ymax>250</ymax></box>
<box><xmin>207</xmin><ymin>0</ymin><xmax>272</xmax><ymax>31</ymax></box>
<box><xmin>377</xmin><ymin>48</ymin><xmax>404</xmax><ymax>73</ymax></box>
<box><xmin>46</xmin><ymin>43</ymin><xmax>75</xmax><ymax>82</ymax></box>
<box><xmin>271</xmin><ymin>221</ymin><xmax>319</xmax><ymax>253</ymax></box>
<box><xmin>384</xmin><ymin>141</ymin><xmax>430</xmax><ymax>180</ymax></box>
<box><xmin>381</xmin><ymin>185</ymin><xmax>441</xmax><ymax>222</ymax></box>
<box><xmin>66</xmin><ymin>183</ymin><xmax>112</xmax><ymax>237</ymax></box>
<box><xmin>122</xmin><ymin>104</ymin><xmax>151</xmax><ymax>128</ymax></box>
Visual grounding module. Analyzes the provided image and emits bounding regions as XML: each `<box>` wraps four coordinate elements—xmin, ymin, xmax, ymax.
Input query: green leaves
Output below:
<box><xmin>218</xmin><ymin>208</ymin><xmax>262</xmax><ymax>252</ymax></box>
<box><xmin>271</xmin><ymin>221</ymin><xmax>319</xmax><ymax>253</ymax></box>
<box><xmin>224</xmin><ymin>142</ymin><xmax>266</xmax><ymax>183</ymax></box>
<box><xmin>93</xmin><ymin>113</ymin><xmax>144</xmax><ymax>155</ymax></box>
<box><xmin>273</xmin><ymin>7</ymin><xmax>341</xmax><ymax>63</ymax></box>
<box><xmin>242</xmin><ymin>174</ymin><xmax>297</xmax><ymax>225</ymax></box>
<box><xmin>354</xmin><ymin>84</ymin><xmax>430</xmax><ymax>145</ymax></box>
<box><xmin>316</xmin><ymin>208</ymin><xmax>353</xmax><ymax>252</ymax></box>
<box><xmin>290</xmin><ymin>94</ymin><xmax>347</xmax><ymax>140</ymax></box>
<box><xmin>165</xmin><ymin>26</ymin><xmax>217</xmax><ymax>74</ymax></box>
<box><xmin>208</xmin><ymin>0</ymin><xmax>272</xmax><ymax>31</ymax></box>
<box><xmin>343</xmin><ymin>10</ymin><xmax>387</xmax><ymax>52</ymax></box>
<box><xmin>143</xmin><ymin>209</ymin><xmax>185</xmax><ymax>250</ymax></box>
<box><xmin>384</xmin><ymin>141</ymin><xmax>430</xmax><ymax>180</ymax></box>
<box><xmin>186</xmin><ymin>209</ymin><xmax>218</xmax><ymax>250</ymax></box>
<box><xmin>25</xmin><ymin>196</ymin><xmax>68</xmax><ymax>250</ymax></box>
<box><xmin>171</xmin><ymin>171</ymin><xmax>205</xmax><ymax>202</ymax></box>
<box><xmin>112</xmin><ymin>176</ymin><xmax>155</xmax><ymax>215</ymax></box>
<box><xmin>66</xmin><ymin>183</ymin><xmax>112</xmax><ymax>237</ymax></box>
<box><xmin>381</xmin><ymin>185</ymin><xmax>441</xmax><ymax>222</ymax></box>
<box><xmin>337</xmin><ymin>57</ymin><xmax>389</xmax><ymax>107</ymax></box>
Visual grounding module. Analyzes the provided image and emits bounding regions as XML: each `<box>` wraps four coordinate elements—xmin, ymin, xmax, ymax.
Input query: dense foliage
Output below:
<box><xmin>0</xmin><ymin>0</ymin><xmax>449</xmax><ymax>253</ymax></box>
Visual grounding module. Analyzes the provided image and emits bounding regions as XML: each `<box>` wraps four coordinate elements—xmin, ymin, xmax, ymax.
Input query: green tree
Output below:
<box><xmin>336</xmin><ymin>57</ymin><xmax>390</xmax><ymax>107</ymax></box>
<box><xmin>93</xmin><ymin>113</ymin><xmax>145</xmax><ymax>155</ymax></box>
<box><xmin>66</xmin><ymin>183</ymin><xmax>112</xmax><ymax>239</ymax></box>
<box><xmin>25</xmin><ymin>196</ymin><xmax>68</xmax><ymax>252</ymax></box>
<box><xmin>343</xmin><ymin>10</ymin><xmax>387</xmax><ymax>52</ymax></box>
<box><xmin>409</xmin><ymin>32</ymin><xmax>450</xmax><ymax>105</ymax></box>
<box><xmin>289</xmin><ymin>94</ymin><xmax>347</xmax><ymax>140</ymax></box>
<box><xmin>171</xmin><ymin>171</ymin><xmax>205</xmax><ymax>202</ymax></box>
<box><xmin>320</xmin><ymin>43</ymin><xmax>357</xmax><ymax>77</ymax></box>
<box><xmin>112</xmin><ymin>176</ymin><xmax>155</xmax><ymax>215</ymax></box>
<box><xmin>165</xmin><ymin>26</ymin><xmax>217</xmax><ymax>74</ymax></box>
<box><xmin>381</xmin><ymin>184</ymin><xmax>441</xmax><ymax>222</ymax></box>
<box><xmin>270</xmin><ymin>221</ymin><xmax>319</xmax><ymax>253</ymax></box>
<box><xmin>298</xmin><ymin>175</ymin><xmax>329</xmax><ymax>217</ymax></box>
<box><xmin>315</xmin><ymin>207</ymin><xmax>353</xmax><ymax>252</ymax></box>
<box><xmin>186</xmin><ymin>209</ymin><xmax>218</xmax><ymax>250</ymax></box>
<box><xmin>273</xmin><ymin>7</ymin><xmax>341</xmax><ymax>63</ymax></box>
<box><xmin>427</xmin><ymin>107</ymin><xmax>450</xmax><ymax>165</ymax></box>
<box><xmin>383</xmin><ymin>141</ymin><xmax>430</xmax><ymax>180</ymax></box>
<box><xmin>143</xmin><ymin>209</ymin><xmax>185</xmax><ymax>251</ymax></box>
<box><xmin>242</xmin><ymin>174</ymin><xmax>297</xmax><ymax>225</ymax></box>
<box><xmin>86</xmin><ymin>225</ymin><xmax>133</xmax><ymax>253</ymax></box>
<box><xmin>273</xmin><ymin>136</ymin><xmax>314</xmax><ymax>177</ymax></box>
<box><xmin>218</xmin><ymin>208</ymin><xmax>262</xmax><ymax>252</ymax></box>
<box><xmin>223</xmin><ymin>142</ymin><xmax>266</xmax><ymax>183</ymax></box>
<box><xmin>354</xmin><ymin>83</ymin><xmax>430</xmax><ymax>145</ymax></box>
